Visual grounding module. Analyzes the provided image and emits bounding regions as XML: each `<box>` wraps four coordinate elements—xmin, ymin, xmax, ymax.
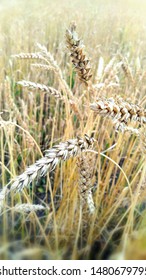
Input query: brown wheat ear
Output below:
<box><xmin>66</xmin><ymin>22</ymin><xmax>92</xmax><ymax>86</ymax></box>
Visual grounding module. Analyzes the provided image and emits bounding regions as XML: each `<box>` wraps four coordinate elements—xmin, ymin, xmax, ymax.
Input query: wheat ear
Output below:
<box><xmin>0</xmin><ymin>186</ymin><xmax>9</xmax><ymax>213</ymax></box>
<box><xmin>77</xmin><ymin>155</ymin><xmax>95</xmax><ymax>214</ymax></box>
<box><xmin>14</xmin><ymin>203</ymin><xmax>46</xmax><ymax>213</ymax></box>
<box><xmin>31</xmin><ymin>63</ymin><xmax>53</xmax><ymax>71</ymax></box>
<box><xmin>11</xmin><ymin>52</ymin><xmax>43</xmax><ymax>59</ymax></box>
<box><xmin>90</xmin><ymin>96</ymin><xmax>146</xmax><ymax>130</ymax></box>
<box><xmin>10</xmin><ymin>134</ymin><xmax>95</xmax><ymax>193</ymax></box>
<box><xmin>66</xmin><ymin>22</ymin><xmax>92</xmax><ymax>85</ymax></box>
<box><xmin>17</xmin><ymin>81</ymin><xmax>62</xmax><ymax>99</ymax></box>
<box><xmin>0</xmin><ymin>135</ymin><xmax>94</xmax><ymax>213</ymax></box>
<box><xmin>118</xmin><ymin>54</ymin><xmax>134</xmax><ymax>83</ymax></box>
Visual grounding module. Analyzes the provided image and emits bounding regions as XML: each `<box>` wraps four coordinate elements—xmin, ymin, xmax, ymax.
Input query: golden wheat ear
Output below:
<box><xmin>77</xmin><ymin>155</ymin><xmax>95</xmax><ymax>214</ymax></box>
<box><xmin>66</xmin><ymin>22</ymin><xmax>92</xmax><ymax>86</ymax></box>
<box><xmin>10</xmin><ymin>134</ymin><xmax>95</xmax><ymax>192</ymax></box>
<box><xmin>17</xmin><ymin>80</ymin><xmax>62</xmax><ymax>99</ymax></box>
<box><xmin>118</xmin><ymin>54</ymin><xmax>134</xmax><ymax>84</ymax></box>
<box><xmin>0</xmin><ymin>134</ymin><xmax>95</xmax><ymax>214</ymax></box>
<box><xmin>11</xmin><ymin>52</ymin><xmax>42</xmax><ymax>59</ymax></box>
<box><xmin>90</xmin><ymin>96</ymin><xmax>146</xmax><ymax>132</ymax></box>
<box><xmin>14</xmin><ymin>203</ymin><xmax>46</xmax><ymax>213</ymax></box>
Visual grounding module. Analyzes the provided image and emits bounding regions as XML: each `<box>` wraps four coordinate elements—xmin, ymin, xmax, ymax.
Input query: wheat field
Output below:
<box><xmin>0</xmin><ymin>0</ymin><xmax>146</xmax><ymax>260</ymax></box>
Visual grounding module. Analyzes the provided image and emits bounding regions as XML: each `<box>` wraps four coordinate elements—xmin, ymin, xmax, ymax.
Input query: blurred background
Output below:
<box><xmin>0</xmin><ymin>0</ymin><xmax>146</xmax><ymax>260</ymax></box>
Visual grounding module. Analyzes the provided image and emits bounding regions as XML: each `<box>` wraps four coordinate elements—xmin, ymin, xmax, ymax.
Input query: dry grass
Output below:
<box><xmin>0</xmin><ymin>0</ymin><xmax>146</xmax><ymax>260</ymax></box>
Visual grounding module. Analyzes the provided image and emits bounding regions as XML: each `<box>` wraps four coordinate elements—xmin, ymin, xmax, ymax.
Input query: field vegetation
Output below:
<box><xmin>0</xmin><ymin>0</ymin><xmax>146</xmax><ymax>259</ymax></box>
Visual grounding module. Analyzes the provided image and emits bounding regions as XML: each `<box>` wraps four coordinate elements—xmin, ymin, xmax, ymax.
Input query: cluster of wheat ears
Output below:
<box><xmin>0</xmin><ymin>22</ymin><xmax>145</xmax><ymax>221</ymax></box>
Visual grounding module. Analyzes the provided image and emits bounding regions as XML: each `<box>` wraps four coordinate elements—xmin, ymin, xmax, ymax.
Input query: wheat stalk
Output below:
<box><xmin>36</xmin><ymin>43</ymin><xmax>74</xmax><ymax>99</ymax></box>
<box><xmin>3</xmin><ymin>80</ymin><xmax>35</xmax><ymax>148</ymax></box>
<box><xmin>140</xmin><ymin>131</ymin><xmax>146</xmax><ymax>154</ymax></box>
<box><xmin>104</xmin><ymin>57</ymin><xmax>116</xmax><ymax>76</ymax></box>
<box><xmin>95</xmin><ymin>56</ymin><xmax>104</xmax><ymax>83</ymax></box>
